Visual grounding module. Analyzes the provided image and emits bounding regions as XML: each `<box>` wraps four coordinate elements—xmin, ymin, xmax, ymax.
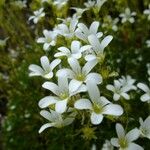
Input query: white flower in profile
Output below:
<box><xmin>119</xmin><ymin>8</ymin><xmax>136</xmax><ymax>24</ymax></box>
<box><xmin>39</xmin><ymin>109</ymin><xmax>76</xmax><ymax>133</ymax></box>
<box><xmin>146</xmin><ymin>40</ymin><xmax>150</xmax><ymax>48</ymax></box>
<box><xmin>137</xmin><ymin>83</ymin><xmax>150</xmax><ymax>103</ymax></box>
<box><xmin>53</xmin><ymin>0</ymin><xmax>68</xmax><ymax>9</ymax></box>
<box><xmin>39</xmin><ymin>77</ymin><xmax>86</xmax><ymax>113</ymax></box>
<box><xmin>84</xmin><ymin>0</ymin><xmax>95</xmax><ymax>9</ymax></box>
<box><xmin>71</xmin><ymin>7</ymin><xmax>88</xmax><ymax>18</ymax></box>
<box><xmin>139</xmin><ymin>116</ymin><xmax>150</xmax><ymax>139</ymax></box>
<box><xmin>85</xmin><ymin>34</ymin><xmax>113</xmax><ymax>61</ymax></box>
<box><xmin>119</xmin><ymin>75</ymin><xmax>137</xmax><ymax>91</ymax></box>
<box><xmin>111</xmin><ymin>123</ymin><xmax>142</xmax><ymax>150</ymax></box>
<box><xmin>143</xmin><ymin>4</ymin><xmax>150</xmax><ymax>20</ymax></box>
<box><xmin>56</xmin><ymin>15</ymin><xmax>78</xmax><ymax>38</ymax></box>
<box><xmin>106</xmin><ymin>80</ymin><xmax>131</xmax><ymax>101</ymax></box>
<box><xmin>102</xmin><ymin>140</ymin><xmax>114</xmax><ymax>150</ymax></box>
<box><xmin>74</xmin><ymin>81</ymin><xmax>123</xmax><ymax>125</ymax></box>
<box><xmin>54</xmin><ymin>40</ymin><xmax>89</xmax><ymax>59</ymax></box>
<box><xmin>29</xmin><ymin>56</ymin><xmax>61</xmax><ymax>79</ymax></box>
<box><xmin>57</xmin><ymin>58</ymin><xmax>102</xmax><ymax>93</ymax></box>
<box><xmin>29</xmin><ymin>8</ymin><xmax>45</xmax><ymax>24</ymax></box>
<box><xmin>75</xmin><ymin>21</ymin><xmax>103</xmax><ymax>43</ymax></box>
<box><xmin>95</xmin><ymin>0</ymin><xmax>107</xmax><ymax>12</ymax></box>
<box><xmin>37</xmin><ymin>30</ymin><xmax>57</xmax><ymax>51</ymax></box>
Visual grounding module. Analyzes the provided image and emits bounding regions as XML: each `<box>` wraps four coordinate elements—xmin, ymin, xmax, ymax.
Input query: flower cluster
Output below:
<box><xmin>28</xmin><ymin>0</ymin><xmax>150</xmax><ymax>149</ymax></box>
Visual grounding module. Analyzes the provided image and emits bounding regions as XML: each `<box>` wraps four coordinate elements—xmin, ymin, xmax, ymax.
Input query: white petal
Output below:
<box><xmin>38</xmin><ymin>96</ymin><xmax>58</xmax><ymax>108</ymax></box>
<box><xmin>40</xmin><ymin>110</ymin><xmax>52</xmax><ymax>121</ymax></box>
<box><xmin>116</xmin><ymin>123</ymin><xmax>125</xmax><ymax>139</ymax></box>
<box><xmin>88</xmin><ymin>34</ymin><xmax>101</xmax><ymax>51</ymax></box>
<box><xmin>37</xmin><ymin>37</ymin><xmax>45</xmax><ymax>43</ymax></box>
<box><xmin>29</xmin><ymin>64</ymin><xmax>43</xmax><ymax>75</ymax></box>
<box><xmin>56</xmin><ymin>68</ymin><xmax>74</xmax><ymax>78</ymax></box>
<box><xmin>141</xmin><ymin>94</ymin><xmax>150</xmax><ymax>102</ymax></box>
<box><xmin>89</xmin><ymin>21</ymin><xmax>99</xmax><ymax>34</ymax></box>
<box><xmin>106</xmin><ymin>85</ymin><xmax>115</xmax><ymax>92</ymax></box>
<box><xmin>69</xmin><ymin>79</ymin><xmax>83</xmax><ymax>93</ymax></box>
<box><xmin>91</xmin><ymin>112</ymin><xmax>103</xmax><ymax>125</ymax></box>
<box><xmin>126</xmin><ymin>128</ymin><xmax>140</xmax><ymax>142</ymax></box>
<box><xmin>43</xmin><ymin>72</ymin><xmax>53</xmax><ymax>79</ymax></box>
<box><xmin>43</xmin><ymin>43</ymin><xmax>50</xmax><ymax>50</ymax></box>
<box><xmin>137</xmin><ymin>83</ymin><xmax>149</xmax><ymax>92</ymax></box>
<box><xmin>58</xmin><ymin>76</ymin><xmax>69</xmax><ymax>91</ymax></box>
<box><xmin>58</xmin><ymin>47</ymin><xmax>70</xmax><ymax>53</ymax></box>
<box><xmin>75</xmin><ymin>31</ymin><xmax>87</xmax><ymax>42</ymax></box>
<box><xmin>50</xmin><ymin>59</ymin><xmax>61</xmax><ymax>70</ymax></box>
<box><xmin>86</xmin><ymin>81</ymin><xmax>100</xmax><ymax>101</ymax></box>
<box><xmin>127</xmin><ymin>143</ymin><xmax>144</xmax><ymax>150</ymax></box>
<box><xmin>42</xmin><ymin>82</ymin><xmax>59</xmax><ymax>95</ymax></box>
<box><xmin>68</xmin><ymin>58</ymin><xmax>81</xmax><ymax>73</ymax></box>
<box><xmin>40</xmin><ymin>56</ymin><xmax>50</xmax><ymax>72</ymax></box>
<box><xmin>82</xmin><ymin>60</ymin><xmax>97</xmax><ymax>75</ymax></box>
<box><xmin>74</xmin><ymin>99</ymin><xmax>92</xmax><ymax>110</ymax></box>
<box><xmin>113</xmin><ymin>93</ymin><xmax>120</xmax><ymax>101</ymax></box>
<box><xmin>101</xmin><ymin>35</ymin><xmax>113</xmax><ymax>50</ymax></box>
<box><xmin>103</xmin><ymin>104</ymin><xmax>123</xmax><ymax>116</ymax></box>
<box><xmin>111</xmin><ymin>138</ymin><xmax>119</xmax><ymax>147</ymax></box>
<box><xmin>39</xmin><ymin>123</ymin><xmax>53</xmax><ymax>133</ymax></box>
<box><xmin>85</xmin><ymin>55</ymin><xmax>96</xmax><ymax>61</ymax></box>
<box><xmin>77</xmin><ymin>23</ymin><xmax>89</xmax><ymax>34</ymax></box>
<box><xmin>55</xmin><ymin>99</ymin><xmax>68</xmax><ymax>113</ymax></box>
<box><xmin>86</xmin><ymin>73</ymin><xmax>102</xmax><ymax>84</ymax></box>
<box><xmin>54</xmin><ymin>52</ymin><xmax>66</xmax><ymax>57</ymax></box>
<box><xmin>121</xmin><ymin>93</ymin><xmax>130</xmax><ymax>100</ymax></box>
<box><xmin>71</xmin><ymin>40</ymin><xmax>81</xmax><ymax>53</ymax></box>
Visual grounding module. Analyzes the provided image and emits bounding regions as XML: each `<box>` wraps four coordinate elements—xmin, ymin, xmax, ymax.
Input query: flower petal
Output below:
<box><xmin>50</xmin><ymin>59</ymin><xmax>61</xmax><ymax>70</ymax></box>
<box><xmin>91</xmin><ymin>112</ymin><xmax>103</xmax><ymax>125</ymax></box>
<box><xmin>86</xmin><ymin>73</ymin><xmax>102</xmax><ymax>84</ymax></box>
<box><xmin>116</xmin><ymin>123</ymin><xmax>125</xmax><ymax>139</ymax></box>
<box><xmin>42</xmin><ymin>82</ymin><xmax>59</xmax><ymax>95</ymax></box>
<box><xmin>103</xmin><ymin>104</ymin><xmax>123</xmax><ymax>116</ymax></box>
<box><xmin>69</xmin><ymin>79</ymin><xmax>83</xmax><ymax>93</ymax></box>
<box><xmin>55</xmin><ymin>99</ymin><xmax>68</xmax><ymax>113</ymax></box>
<box><xmin>74</xmin><ymin>99</ymin><xmax>92</xmax><ymax>110</ymax></box>
<box><xmin>126</xmin><ymin>128</ymin><xmax>140</xmax><ymax>142</ymax></box>
<box><xmin>39</xmin><ymin>123</ymin><xmax>53</xmax><ymax>133</ymax></box>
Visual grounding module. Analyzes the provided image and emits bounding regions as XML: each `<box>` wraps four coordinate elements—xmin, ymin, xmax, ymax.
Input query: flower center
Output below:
<box><xmin>46</xmin><ymin>37</ymin><xmax>52</xmax><ymax>43</ymax></box>
<box><xmin>119</xmin><ymin>138</ymin><xmax>128</xmax><ymax>148</ymax></box>
<box><xmin>93</xmin><ymin>103</ymin><xmax>103</xmax><ymax>114</ymax></box>
<box><xmin>59</xmin><ymin>92</ymin><xmax>69</xmax><ymax>100</ymax></box>
<box><xmin>76</xmin><ymin>73</ymin><xmax>85</xmax><ymax>81</ymax></box>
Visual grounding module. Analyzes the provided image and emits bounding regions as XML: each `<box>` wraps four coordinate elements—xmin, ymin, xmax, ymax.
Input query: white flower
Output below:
<box><xmin>91</xmin><ymin>144</ymin><xmax>96</xmax><ymax>150</ymax></box>
<box><xmin>106</xmin><ymin>80</ymin><xmax>131</xmax><ymax>101</ymax></box>
<box><xmin>84</xmin><ymin>0</ymin><xmax>95</xmax><ymax>9</ymax></box>
<box><xmin>74</xmin><ymin>81</ymin><xmax>123</xmax><ymax>125</ymax></box>
<box><xmin>85</xmin><ymin>34</ymin><xmax>113</xmax><ymax>61</ymax></box>
<box><xmin>119</xmin><ymin>8</ymin><xmax>136</xmax><ymax>24</ymax></box>
<box><xmin>139</xmin><ymin>116</ymin><xmax>150</xmax><ymax>139</ymax></box>
<box><xmin>29</xmin><ymin>56</ymin><xmax>61</xmax><ymax>79</ymax></box>
<box><xmin>53</xmin><ymin>0</ymin><xmax>68</xmax><ymax>9</ymax></box>
<box><xmin>102</xmin><ymin>140</ymin><xmax>114</xmax><ymax>150</ymax></box>
<box><xmin>95</xmin><ymin>0</ymin><xmax>107</xmax><ymax>12</ymax></box>
<box><xmin>118</xmin><ymin>75</ymin><xmax>137</xmax><ymax>91</ymax></box>
<box><xmin>54</xmin><ymin>40</ymin><xmax>89</xmax><ymax>59</ymax></box>
<box><xmin>111</xmin><ymin>123</ymin><xmax>142</xmax><ymax>150</ymax></box>
<box><xmin>71</xmin><ymin>7</ymin><xmax>88</xmax><ymax>18</ymax></box>
<box><xmin>37</xmin><ymin>30</ymin><xmax>57</xmax><ymax>51</ymax></box>
<box><xmin>102</xmin><ymin>16</ymin><xmax>119</xmax><ymax>32</ymax></box>
<box><xmin>39</xmin><ymin>109</ymin><xmax>76</xmax><ymax>133</ymax></box>
<box><xmin>57</xmin><ymin>58</ymin><xmax>102</xmax><ymax>92</ymax></box>
<box><xmin>137</xmin><ymin>83</ymin><xmax>150</xmax><ymax>103</ymax></box>
<box><xmin>39</xmin><ymin>77</ymin><xmax>86</xmax><ymax>113</ymax></box>
<box><xmin>75</xmin><ymin>21</ymin><xmax>103</xmax><ymax>43</ymax></box>
<box><xmin>143</xmin><ymin>4</ymin><xmax>150</xmax><ymax>20</ymax></box>
<box><xmin>29</xmin><ymin>8</ymin><xmax>45</xmax><ymax>24</ymax></box>
<box><xmin>55</xmin><ymin>16</ymin><xmax>78</xmax><ymax>38</ymax></box>
<box><xmin>146</xmin><ymin>40</ymin><xmax>150</xmax><ymax>48</ymax></box>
